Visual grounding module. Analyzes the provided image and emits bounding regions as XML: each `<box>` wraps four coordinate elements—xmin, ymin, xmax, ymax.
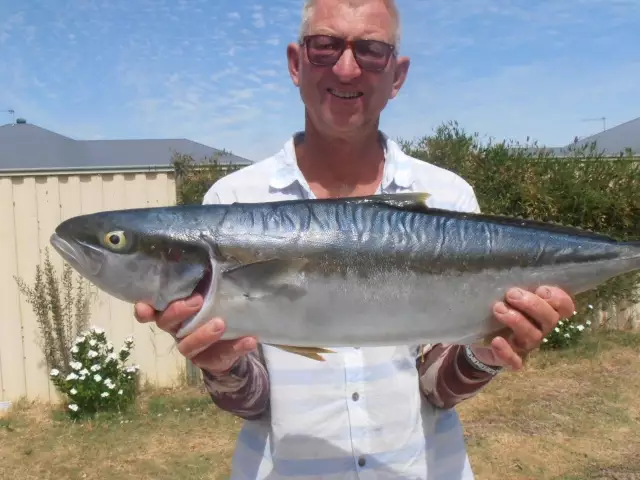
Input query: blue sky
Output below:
<box><xmin>1</xmin><ymin>0</ymin><xmax>639</xmax><ymax>162</ymax></box>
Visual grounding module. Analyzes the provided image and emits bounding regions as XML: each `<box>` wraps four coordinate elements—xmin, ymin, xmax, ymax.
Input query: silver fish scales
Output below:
<box><xmin>50</xmin><ymin>193</ymin><xmax>640</xmax><ymax>360</ymax></box>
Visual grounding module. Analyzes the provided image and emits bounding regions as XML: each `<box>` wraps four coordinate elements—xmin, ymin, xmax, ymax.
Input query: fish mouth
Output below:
<box><xmin>50</xmin><ymin>233</ymin><xmax>104</xmax><ymax>277</ymax></box>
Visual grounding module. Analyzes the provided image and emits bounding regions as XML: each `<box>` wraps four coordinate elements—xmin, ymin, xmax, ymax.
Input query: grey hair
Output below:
<box><xmin>298</xmin><ymin>0</ymin><xmax>402</xmax><ymax>50</ymax></box>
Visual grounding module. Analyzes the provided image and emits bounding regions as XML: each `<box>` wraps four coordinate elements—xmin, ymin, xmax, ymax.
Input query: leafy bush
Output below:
<box><xmin>172</xmin><ymin>151</ymin><xmax>244</xmax><ymax>205</ymax></box>
<box><xmin>49</xmin><ymin>326</ymin><xmax>140</xmax><ymax>419</ymax></box>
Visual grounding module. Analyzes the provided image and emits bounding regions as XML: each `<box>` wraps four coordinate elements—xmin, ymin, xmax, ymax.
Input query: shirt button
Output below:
<box><xmin>358</xmin><ymin>455</ymin><xmax>366</xmax><ymax>467</ymax></box>
<box><xmin>352</xmin><ymin>392</ymin><xmax>359</xmax><ymax>401</ymax></box>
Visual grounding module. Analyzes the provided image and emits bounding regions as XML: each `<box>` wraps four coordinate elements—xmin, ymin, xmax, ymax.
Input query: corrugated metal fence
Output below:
<box><xmin>0</xmin><ymin>169</ymin><xmax>186</xmax><ymax>403</ymax></box>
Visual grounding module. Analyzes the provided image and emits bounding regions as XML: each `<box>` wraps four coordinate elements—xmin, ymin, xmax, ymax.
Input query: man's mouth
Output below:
<box><xmin>328</xmin><ymin>88</ymin><xmax>363</xmax><ymax>99</ymax></box>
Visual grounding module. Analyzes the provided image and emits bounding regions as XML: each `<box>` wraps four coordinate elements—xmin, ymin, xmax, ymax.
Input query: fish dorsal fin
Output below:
<box><xmin>362</xmin><ymin>192</ymin><xmax>432</xmax><ymax>212</ymax></box>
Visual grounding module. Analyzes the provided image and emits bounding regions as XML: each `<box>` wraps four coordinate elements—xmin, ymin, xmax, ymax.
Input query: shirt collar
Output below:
<box><xmin>269</xmin><ymin>131</ymin><xmax>415</xmax><ymax>193</ymax></box>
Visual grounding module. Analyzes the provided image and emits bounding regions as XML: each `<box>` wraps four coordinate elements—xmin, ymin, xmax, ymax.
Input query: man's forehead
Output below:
<box><xmin>306</xmin><ymin>0</ymin><xmax>397</xmax><ymax>40</ymax></box>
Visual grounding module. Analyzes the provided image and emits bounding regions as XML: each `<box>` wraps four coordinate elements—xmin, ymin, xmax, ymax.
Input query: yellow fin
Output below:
<box><xmin>272</xmin><ymin>345</ymin><xmax>336</xmax><ymax>362</ymax></box>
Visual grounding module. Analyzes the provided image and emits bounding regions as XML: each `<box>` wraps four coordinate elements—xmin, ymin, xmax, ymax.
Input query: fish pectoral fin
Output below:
<box><xmin>271</xmin><ymin>345</ymin><xmax>336</xmax><ymax>362</ymax></box>
<box><xmin>222</xmin><ymin>258</ymin><xmax>308</xmax><ymax>300</ymax></box>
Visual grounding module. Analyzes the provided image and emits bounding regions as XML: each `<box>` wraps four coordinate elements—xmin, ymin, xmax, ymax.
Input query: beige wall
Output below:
<box><xmin>0</xmin><ymin>169</ymin><xmax>187</xmax><ymax>403</ymax></box>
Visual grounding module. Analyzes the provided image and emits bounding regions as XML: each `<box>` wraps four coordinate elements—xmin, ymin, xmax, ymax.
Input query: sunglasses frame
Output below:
<box><xmin>301</xmin><ymin>34</ymin><xmax>396</xmax><ymax>72</ymax></box>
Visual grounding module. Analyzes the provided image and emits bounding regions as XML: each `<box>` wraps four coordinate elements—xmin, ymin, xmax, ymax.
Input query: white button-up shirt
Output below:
<box><xmin>202</xmin><ymin>132</ymin><xmax>480</xmax><ymax>479</ymax></box>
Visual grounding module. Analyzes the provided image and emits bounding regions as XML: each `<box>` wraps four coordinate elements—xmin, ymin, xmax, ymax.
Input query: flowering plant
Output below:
<box><xmin>540</xmin><ymin>305</ymin><xmax>593</xmax><ymax>350</ymax></box>
<box><xmin>49</xmin><ymin>325</ymin><xmax>140</xmax><ymax>419</ymax></box>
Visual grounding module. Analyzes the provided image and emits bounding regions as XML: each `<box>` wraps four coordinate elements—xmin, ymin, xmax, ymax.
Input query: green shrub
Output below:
<box><xmin>172</xmin><ymin>151</ymin><xmax>244</xmax><ymax>205</ymax></box>
<box><xmin>49</xmin><ymin>326</ymin><xmax>139</xmax><ymax>419</ymax></box>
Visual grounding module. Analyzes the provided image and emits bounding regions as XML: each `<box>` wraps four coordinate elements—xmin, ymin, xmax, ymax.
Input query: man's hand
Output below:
<box><xmin>472</xmin><ymin>285</ymin><xmax>575</xmax><ymax>370</ymax></box>
<box><xmin>134</xmin><ymin>293</ymin><xmax>258</xmax><ymax>375</ymax></box>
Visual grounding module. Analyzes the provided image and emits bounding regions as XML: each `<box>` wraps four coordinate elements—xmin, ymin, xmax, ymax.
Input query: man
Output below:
<box><xmin>135</xmin><ymin>0</ymin><xmax>575</xmax><ymax>478</ymax></box>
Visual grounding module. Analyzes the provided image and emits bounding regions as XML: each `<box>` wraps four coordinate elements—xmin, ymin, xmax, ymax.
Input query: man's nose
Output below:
<box><xmin>331</xmin><ymin>48</ymin><xmax>362</xmax><ymax>81</ymax></box>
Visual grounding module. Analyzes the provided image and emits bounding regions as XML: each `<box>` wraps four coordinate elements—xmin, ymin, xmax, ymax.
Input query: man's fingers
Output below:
<box><xmin>503</xmin><ymin>287</ymin><xmax>561</xmax><ymax>336</ymax></box>
<box><xmin>155</xmin><ymin>294</ymin><xmax>204</xmax><ymax>335</ymax></box>
<box><xmin>192</xmin><ymin>336</ymin><xmax>258</xmax><ymax>375</ymax></box>
<box><xmin>133</xmin><ymin>294</ymin><xmax>204</xmax><ymax>335</ymax></box>
<box><xmin>134</xmin><ymin>302</ymin><xmax>157</xmax><ymax>323</ymax></box>
<box><xmin>534</xmin><ymin>285</ymin><xmax>575</xmax><ymax>319</ymax></box>
<box><xmin>493</xmin><ymin>300</ymin><xmax>545</xmax><ymax>352</ymax></box>
<box><xmin>490</xmin><ymin>336</ymin><xmax>523</xmax><ymax>370</ymax></box>
<box><xmin>176</xmin><ymin>317</ymin><xmax>226</xmax><ymax>359</ymax></box>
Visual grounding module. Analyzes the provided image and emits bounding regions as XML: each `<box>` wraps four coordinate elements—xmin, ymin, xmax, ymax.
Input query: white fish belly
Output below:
<box><xmin>216</xmin><ymin>256</ymin><xmax>639</xmax><ymax>347</ymax></box>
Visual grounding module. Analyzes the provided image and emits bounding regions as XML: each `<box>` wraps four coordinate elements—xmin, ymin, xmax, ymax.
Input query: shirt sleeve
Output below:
<box><xmin>201</xmin><ymin>348</ymin><xmax>271</xmax><ymax>420</ymax></box>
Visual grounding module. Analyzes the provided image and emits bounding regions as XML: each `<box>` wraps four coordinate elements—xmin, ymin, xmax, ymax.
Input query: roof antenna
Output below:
<box><xmin>581</xmin><ymin>116</ymin><xmax>606</xmax><ymax>132</ymax></box>
<box><xmin>2</xmin><ymin>109</ymin><xmax>15</xmax><ymax>124</ymax></box>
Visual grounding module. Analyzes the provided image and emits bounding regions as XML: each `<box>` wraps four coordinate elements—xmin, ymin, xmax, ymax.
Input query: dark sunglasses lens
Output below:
<box><xmin>305</xmin><ymin>35</ymin><xmax>393</xmax><ymax>71</ymax></box>
<box><xmin>353</xmin><ymin>40</ymin><xmax>392</xmax><ymax>70</ymax></box>
<box><xmin>306</xmin><ymin>36</ymin><xmax>345</xmax><ymax>65</ymax></box>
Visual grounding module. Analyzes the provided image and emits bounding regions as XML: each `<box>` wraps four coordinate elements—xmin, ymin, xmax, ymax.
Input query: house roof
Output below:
<box><xmin>518</xmin><ymin>116</ymin><xmax>640</xmax><ymax>157</ymax></box>
<box><xmin>0</xmin><ymin>121</ymin><xmax>253</xmax><ymax>173</ymax></box>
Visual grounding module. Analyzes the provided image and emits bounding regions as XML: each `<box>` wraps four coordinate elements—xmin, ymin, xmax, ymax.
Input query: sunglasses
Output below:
<box><xmin>301</xmin><ymin>34</ymin><xmax>396</xmax><ymax>72</ymax></box>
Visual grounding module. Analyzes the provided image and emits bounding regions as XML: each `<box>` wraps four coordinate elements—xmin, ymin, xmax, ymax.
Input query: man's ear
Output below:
<box><xmin>287</xmin><ymin>43</ymin><xmax>302</xmax><ymax>87</ymax></box>
<box><xmin>389</xmin><ymin>56</ymin><xmax>410</xmax><ymax>99</ymax></box>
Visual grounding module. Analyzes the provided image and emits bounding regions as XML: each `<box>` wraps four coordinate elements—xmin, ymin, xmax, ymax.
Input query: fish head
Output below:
<box><xmin>50</xmin><ymin>208</ymin><xmax>211</xmax><ymax>311</ymax></box>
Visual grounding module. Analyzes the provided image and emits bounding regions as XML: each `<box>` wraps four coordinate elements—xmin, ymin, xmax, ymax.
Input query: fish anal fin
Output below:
<box><xmin>271</xmin><ymin>345</ymin><xmax>336</xmax><ymax>362</ymax></box>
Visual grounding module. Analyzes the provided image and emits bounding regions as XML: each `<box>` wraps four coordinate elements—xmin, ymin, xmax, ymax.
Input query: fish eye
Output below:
<box><xmin>103</xmin><ymin>230</ymin><xmax>128</xmax><ymax>250</ymax></box>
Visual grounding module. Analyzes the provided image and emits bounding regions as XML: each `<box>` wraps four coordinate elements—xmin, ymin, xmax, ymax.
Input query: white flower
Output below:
<box><xmin>68</xmin><ymin>404</ymin><xmax>79</xmax><ymax>411</ymax></box>
<box><xmin>586</xmin><ymin>320</ymin><xmax>592</xmax><ymax>326</ymax></box>
<box><xmin>70</xmin><ymin>361</ymin><xmax>82</xmax><ymax>370</ymax></box>
<box><xmin>588</xmin><ymin>304</ymin><xmax>593</xmax><ymax>310</ymax></box>
<box><xmin>70</xmin><ymin>388</ymin><xmax>77</xmax><ymax>395</ymax></box>
<box><xmin>87</xmin><ymin>350</ymin><xmax>98</xmax><ymax>358</ymax></box>
<box><xmin>89</xmin><ymin>339</ymin><xmax>97</xmax><ymax>347</ymax></box>
<box><xmin>118</xmin><ymin>389</ymin><xmax>123</xmax><ymax>395</ymax></box>
<box><xmin>554</xmin><ymin>327</ymin><xmax>560</xmax><ymax>333</ymax></box>
<box><xmin>80</xmin><ymin>368</ymin><xmax>89</xmax><ymax>376</ymax></box>
<box><xmin>101</xmin><ymin>392</ymin><xmax>109</xmax><ymax>398</ymax></box>
<box><xmin>125</xmin><ymin>336</ymin><xmax>134</xmax><ymax>344</ymax></box>
<box><xmin>79</xmin><ymin>375</ymin><xmax>86</xmax><ymax>381</ymax></box>
<box><xmin>74</xmin><ymin>336</ymin><xmax>85</xmax><ymax>344</ymax></box>
<box><xmin>576</xmin><ymin>325</ymin><xmax>585</xmax><ymax>332</ymax></box>
<box><xmin>90</xmin><ymin>364</ymin><xmax>101</xmax><ymax>372</ymax></box>
<box><xmin>50</xmin><ymin>369</ymin><xmax>60</xmax><ymax>377</ymax></box>
<box><xmin>542</xmin><ymin>338</ymin><xmax>548</xmax><ymax>343</ymax></box>
<box><xmin>564</xmin><ymin>333</ymin><xmax>570</xmax><ymax>338</ymax></box>
<box><xmin>91</xmin><ymin>326</ymin><xmax>105</xmax><ymax>334</ymax></box>
<box><xmin>106</xmin><ymin>353</ymin><xmax>117</xmax><ymax>362</ymax></box>
<box><xmin>558</xmin><ymin>320</ymin><xmax>564</xmax><ymax>326</ymax></box>
<box><xmin>66</xmin><ymin>372</ymin><xmax>79</xmax><ymax>381</ymax></box>
<box><xmin>71</xmin><ymin>346</ymin><xmax>79</xmax><ymax>354</ymax></box>
<box><xmin>94</xmin><ymin>374</ymin><xmax>102</xmax><ymax>382</ymax></box>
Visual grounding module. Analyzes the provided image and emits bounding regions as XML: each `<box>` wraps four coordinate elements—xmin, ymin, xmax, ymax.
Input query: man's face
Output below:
<box><xmin>287</xmin><ymin>0</ymin><xmax>410</xmax><ymax>138</ymax></box>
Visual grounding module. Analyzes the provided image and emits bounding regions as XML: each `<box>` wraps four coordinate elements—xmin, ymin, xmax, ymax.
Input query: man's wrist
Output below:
<box><xmin>201</xmin><ymin>355</ymin><xmax>246</xmax><ymax>379</ymax></box>
<box><xmin>463</xmin><ymin>345</ymin><xmax>503</xmax><ymax>376</ymax></box>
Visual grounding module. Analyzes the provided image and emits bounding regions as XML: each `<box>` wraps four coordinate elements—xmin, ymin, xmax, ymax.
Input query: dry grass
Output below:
<box><xmin>1</xmin><ymin>329</ymin><xmax>639</xmax><ymax>479</ymax></box>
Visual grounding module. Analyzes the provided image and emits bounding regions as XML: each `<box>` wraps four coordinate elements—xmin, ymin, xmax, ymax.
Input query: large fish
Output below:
<box><xmin>49</xmin><ymin>193</ymin><xmax>640</xmax><ymax>360</ymax></box>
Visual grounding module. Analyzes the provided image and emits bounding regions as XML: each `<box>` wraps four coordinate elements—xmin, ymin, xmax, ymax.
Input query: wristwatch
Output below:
<box><xmin>463</xmin><ymin>345</ymin><xmax>503</xmax><ymax>376</ymax></box>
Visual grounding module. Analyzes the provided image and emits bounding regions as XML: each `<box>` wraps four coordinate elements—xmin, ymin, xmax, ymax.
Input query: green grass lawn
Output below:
<box><xmin>2</xmin><ymin>329</ymin><xmax>639</xmax><ymax>480</ymax></box>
